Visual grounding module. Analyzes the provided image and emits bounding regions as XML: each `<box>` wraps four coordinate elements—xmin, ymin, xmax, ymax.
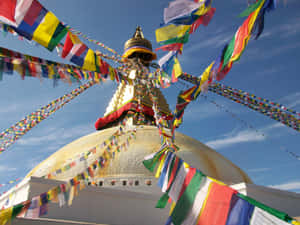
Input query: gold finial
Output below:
<box><xmin>133</xmin><ymin>26</ymin><xmax>144</xmax><ymax>39</ymax></box>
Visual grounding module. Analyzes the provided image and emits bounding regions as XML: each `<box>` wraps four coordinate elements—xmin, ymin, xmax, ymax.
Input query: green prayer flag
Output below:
<box><xmin>156</xmin><ymin>192</ymin><xmax>170</xmax><ymax>209</ymax></box>
<box><xmin>222</xmin><ymin>35</ymin><xmax>236</xmax><ymax>70</ymax></box>
<box><xmin>237</xmin><ymin>193</ymin><xmax>292</xmax><ymax>222</ymax></box>
<box><xmin>239</xmin><ymin>0</ymin><xmax>264</xmax><ymax>17</ymax></box>
<box><xmin>171</xmin><ymin>170</ymin><xmax>204</xmax><ymax>225</ymax></box>
<box><xmin>12</xmin><ymin>204</ymin><xmax>24</xmax><ymax>218</ymax></box>
<box><xmin>159</xmin><ymin>31</ymin><xmax>190</xmax><ymax>46</ymax></box>
<box><xmin>143</xmin><ymin>148</ymin><xmax>167</xmax><ymax>172</ymax></box>
<box><xmin>48</xmin><ymin>24</ymin><xmax>68</xmax><ymax>52</ymax></box>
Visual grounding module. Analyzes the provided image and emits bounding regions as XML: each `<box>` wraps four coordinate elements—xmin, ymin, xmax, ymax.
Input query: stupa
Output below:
<box><xmin>1</xmin><ymin>27</ymin><xmax>299</xmax><ymax>225</ymax></box>
<box><xmin>26</xmin><ymin>26</ymin><xmax>252</xmax><ymax>185</ymax></box>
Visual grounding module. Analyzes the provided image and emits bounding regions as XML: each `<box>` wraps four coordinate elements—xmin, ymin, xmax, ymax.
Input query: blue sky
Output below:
<box><xmin>0</xmin><ymin>0</ymin><xmax>299</xmax><ymax>194</ymax></box>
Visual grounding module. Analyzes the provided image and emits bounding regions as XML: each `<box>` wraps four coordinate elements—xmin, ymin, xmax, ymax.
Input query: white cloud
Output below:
<box><xmin>279</xmin><ymin>92</ymin><xmax>300</xmax><ymax>109</ymax></box>
<box><xmin>267</xmin><ymin>41</ymin><xmax>300</xmax><ymax>58</ymax></box>
<box><xmin>269</xmin><ymin>181</ymin><xmax>300</xmax><ymax>191</ymax></box>
<box><xmin>0</xmin><ymin>165</ymin><xmax>17</xmax><ymax>173</ymax></box>
<box><xmin>205</xmin><ymin>129</ymin><xmax>266</xmax><ymax>149</ymax></box>
<box><xmin>262</xmin><ymin>123</ymin><xmax>285</xmax><ymax>133</ymax></box>
<box><xmin>278</xmin><ymin>17</ymin><xmax>300</xmax><ymax>38</ymax></box>
<box><xmin>18</xmin><ymin>123</ymin><xmax>94</xmax><ymax>146</ymax></box>
<box><xmin>260</xmin><ymin>16</ymin><xmax>300</xmax><ymax>39</ymax></box>
<box><xmin>184</xmin><ymin>31</ymin><xmax>232</xmax><ymax>55</ymax></box>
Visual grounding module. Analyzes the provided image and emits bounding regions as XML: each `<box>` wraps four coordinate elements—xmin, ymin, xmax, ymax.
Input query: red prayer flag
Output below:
<box><xmin>197</xmin><ymin>182</ymin><xmax>237</xmax><ymax>225</ymax></box>
<box><xmin>0</xmin><ymin>0</ymin><xmax>17</xmax><ymax>25</ymax></box>
<box><xmin>190</xmin><ymin>8</ymin><xmax>216</xmax><ymax>34</ymax></box>
<box><xmin>155</xmin><ymin>43</ymin><xmax>183</xmax><ymax>52</ymax></box>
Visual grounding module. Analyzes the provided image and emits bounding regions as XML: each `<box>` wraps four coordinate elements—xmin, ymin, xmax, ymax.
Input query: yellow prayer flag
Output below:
<box><xmin>156</xmin><ymin>24</ymin><xmax>190</xmax><ymax>43</ymax></box>
<box><xmin>33</xmin><ymin>12</ymin><xmax>60</xmax><ymax>49</ymax></box>
<box><xmin>12</xmin><ymin>59</ymin><xmax>24</xmax><ymax>77</ymax></box>
<box><xmin>173</xmin><ymin>57</ymin><xmax>182</xmax><ymax>79</ymax></box>
<box><xmin>180</xmin><ymin>85</ymin><xmax>197</xmax><ymax>101</ymax></box>
<box><xmin>183</xmin><ymin>162</ymin><xmax>190</xmax><ymax>169</ymax></box>
<box><xmin>69</xmin><ymin>32</ymin><xmax>82</xmax><ymax>45</ymax></box>
<box><xmin>48</xmin><ymin>187</ymin><xmax>59</xmax><ymax>203</ymax></box>
<box><xmin>194</xmin><ymin>4</ymin><xmax>211</xmax><ymax>16</ymax></box>
<box><xmin>292</xmin><ymin>221</ymin><xmax>300</xmax><ymax>225</ymax></box>
<box><xmin>48</xmin><ymin>65</ymin><xmax>55</xmax><ymax>79</ymax></box>
<box><xmin>82</xmin><ymin>49</ymin><xmax>96</xmax><ymax>71</ymax></box>
<box><xmin>200</xmin><ymin>62</ymin><xmax>214</xmax><ymax>87</ymax></box>
<box><xmin>0</xmin><ymin>207</ymin><xmax>13</xmax><ymax>225</ymax></box>
<box><xmin>109</xmin><ymin>66</ymin><xmax>115</xmax><ymax>81</ymax></box>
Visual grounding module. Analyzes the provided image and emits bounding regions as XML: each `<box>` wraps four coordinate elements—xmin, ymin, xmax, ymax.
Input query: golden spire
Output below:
<box><xmin>123</xmin><ymin>26</ymin><xmax>157</xmax><ymax>62</ymax></box>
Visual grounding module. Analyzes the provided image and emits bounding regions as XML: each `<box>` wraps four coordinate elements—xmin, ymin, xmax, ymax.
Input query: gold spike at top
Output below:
<box><xmin>133</xmin><ymin>26</ymin><xmax>144</xmax><ymax>39</ymax></box>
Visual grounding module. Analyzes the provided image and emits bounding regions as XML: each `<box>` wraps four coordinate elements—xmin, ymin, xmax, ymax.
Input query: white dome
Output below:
<box><xmin>27</xmin><ymin>126</ymin><xmax>252</xmax><ymax>184</ymax></box>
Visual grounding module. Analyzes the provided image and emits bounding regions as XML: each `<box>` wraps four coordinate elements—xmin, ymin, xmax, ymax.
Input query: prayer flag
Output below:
<box><xmin>162</xmin><ymin>154</ymin><xmax>177</xmax><ymax>192</ymax></box>
<box><xmin>158</xmin><ymin>30</ymin><xmax>190</xmax><ymax>46</ymax></box>
<box><xmin>181</xmin><ymin>176</ymin><xmax>212</xmax><ymax>225</ymax></box>
<box><xmin>166</xmin><ymin>157</ymin><xmax>182</xmax><ymax>192</ymax></box>
<box><xmin>169</xmin><ymin>162</ymin><xmax>190</xmax><ymax>203</ymax></box>
<box><xmin>0</xmin><ymin>207</ymin><xmax>12</xmax><ymax>225</ymax></box>
<box><xmin>12</xmin><ymin>204</ymin><xmax>24</xmax><ymax>218</ymax></box>
<box><xmin>15</xmin><ymin>200</ymin><xmax>30</xmax><ymax>218</ymax></box>
<box><xmin>159</xmin><ymin>51</ymin><xmax>182</xmax><ymax>82</ymax></box>
<box><xmin>169</xmin><ymin>14</ymin><xmax>201</xmax><ymax>26</ymax></box>
<box><xmin>156</xmin><ymin>43</ymin><xmax>183</xmax><ymax>52</ymax></box>
<box><xmin>62</xmin><ymin>32</ymin><xmax>96</xmax><ymax>71</ymax></box>
<box><xmin>225</xmin><ymin>194</ymin><xmax>254</xmax><ymax>225</ymax></box>
<box><xmin>14</xmin><ymin>0</ymin><xmax>67</xmax><ymax>51</ymax></box>
<box><xmin>190</xmin><ymin>7</ymin><xmax>216</xmax><ymax>33</ymax></box>
<box><xmin>221</xmin><ymin>35</ymin><xmax>235</xmax><ymax>70</ymax></box>
<box><xmin>156</xmin><ymin>192</ymin><xmax>170</xmax><ymax>209</ymax></box>
<box><xmin>250</xmin><ymin>207</ymin><xmax>291</xmax><ymax>225</ymax></box>
<box><xmin>197</xmin><ymin>182</ymin><xmax>237</xmax><ymax>225</ymax></box>
<box><xmin>158</xmin><ymin>152</ymin><xmax>174</xmax><ymax>189</ymax></box>
<box><xmin>229</xmin><ymin>16</ymin><xmax>252</xmax><ymax>63</ymax></box>
<box><xmin>163</xmin><ymin>0</ymin><xmax>204</xmax><ymax>24</ymax></box>
<box><xmin>237</xmin><ymin>193</ymin><xmax>292</xmax><ymax>222</ymax></box>
<box><xmin>171</xmin><ymin>170</ymin><xmax>204</xmax><ymax>225</ymax></box>
<box><xmin>0</xmin><ymin>0</ymin><xmax>33</xmax><ymax>26</ymax></box>
<box><xmin>239</xmin><ymin>0</ymin><xmax>264</xmax><ymax>17</ymax></box>
<box><xmin>82</xmin><ymin>48</ymin><xmax>96</xmax><ymax>71</ymax></box>
<box><xmin>24</xmin><ymin>196</ymin><xmax>40</xmax><ymax>218</ymax></box>
<box><xmin>156</xmin><ymin>24</ymin><xmax>190</xmax><ymax>43</ymax></box>
<box><xmin>0</xmin><ymin>0</ymin><xmax>18</xmax><ymax>26</ymax></box>
<box><xmin>172</xmin><ymin>57</ymin><xmax>182</xmax><ymax>82</ymax></box>
<box><xmin>62</xmin><ymin>32</ymin><xmax>88</xmax><ymax>66</ymax></box>
<box><xmin>199</xmin><ymin>61</ymin><xmax>214</xmax><ymax>90</ymax></box>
